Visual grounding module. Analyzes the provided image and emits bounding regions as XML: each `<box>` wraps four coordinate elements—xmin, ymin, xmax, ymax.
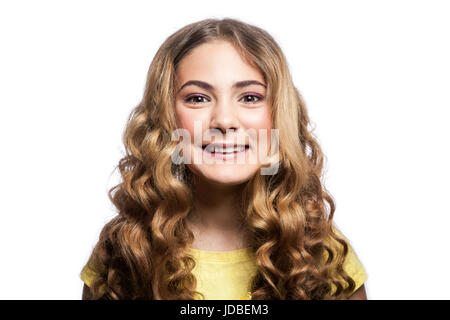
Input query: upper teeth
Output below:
<box><xmin>206</xmin><ymin>145</ymin><xmax>246</xmax><ymax>153</ymax></box>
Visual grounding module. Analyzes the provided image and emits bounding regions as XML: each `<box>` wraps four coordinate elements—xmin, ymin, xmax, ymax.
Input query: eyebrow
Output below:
<box><xmin>176</xmin><ymin>80</ymin><xmax>267</xmax><ymax>94</ymax></box>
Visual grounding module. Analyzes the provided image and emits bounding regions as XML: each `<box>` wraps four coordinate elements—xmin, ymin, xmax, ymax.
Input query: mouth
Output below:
<box><xmin>201</xmin><ymin>143</ymin><xmax>250</xmax><ymax>157</ymax></box>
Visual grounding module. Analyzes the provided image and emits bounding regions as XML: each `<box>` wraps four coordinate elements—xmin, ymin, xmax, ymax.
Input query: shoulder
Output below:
<box><xmin>324</xmin><ymin>225</ymin><xmax>369</xmax><ymax>296</ymax></box>
<box><xmin>80</xmin><ymin>250</ymin><xmax>106</xmax><ymax>288</ymax></box>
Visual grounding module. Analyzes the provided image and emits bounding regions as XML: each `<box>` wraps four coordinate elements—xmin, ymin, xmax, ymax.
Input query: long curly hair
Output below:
<box><xmin>85</xmin><ymin>17</ymin><xmax>357</xmax><ymax>300</ymax></box>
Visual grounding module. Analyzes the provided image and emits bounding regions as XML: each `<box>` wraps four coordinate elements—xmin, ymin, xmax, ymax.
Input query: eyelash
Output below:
<box><xmin>184</xmin><ymin>93</ymin><xmax>264</xmax><ymax>105</ymax></box>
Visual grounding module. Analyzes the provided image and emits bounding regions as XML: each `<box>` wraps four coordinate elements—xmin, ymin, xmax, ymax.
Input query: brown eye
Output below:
<box><xmin>240</xmin><ymin>94</ymin><xmax>264</xmax><ymax>104</ymax></box>
<box><xmin>184</xmin><ymin>95</ymin><xmax>209</xmax><ymax>104</ymax></box>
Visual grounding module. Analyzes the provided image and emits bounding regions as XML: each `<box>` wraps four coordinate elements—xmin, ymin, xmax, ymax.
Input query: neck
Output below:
<box><xmin>186</xmin><ymin>176</ymin><xmax>252</xmax><ymax>251</ymax></box>
<box><xmin>189</xmin><ymin>177</ymin><xmax>246</xmax><ymax>230</ymax></box>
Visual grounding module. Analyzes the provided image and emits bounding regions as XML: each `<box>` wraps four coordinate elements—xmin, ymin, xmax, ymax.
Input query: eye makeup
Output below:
<box><xmin>183</xmin><ymin>93</ymin><xmax>265</xmax><ymax>104</ymax></box>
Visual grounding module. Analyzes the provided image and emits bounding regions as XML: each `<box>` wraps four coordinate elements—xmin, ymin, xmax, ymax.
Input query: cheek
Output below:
<box><xmin>175</xmin><ymin>107</ymin><xmax>210</xmax><ymax>142</ymax></box>
<box><xmin>242</xmin><ymin>108</ymin><xmax>272</xmax><ymax>131</ymax></box>
<box><xmin>241</xmin><ymin>108</ymin><xmax>272</xmax><ymax>144</ymax></box>
<box><xmin>240</xmin><ymin>108</ymin><xmax>273</xmax><ymax>157</ymax></box>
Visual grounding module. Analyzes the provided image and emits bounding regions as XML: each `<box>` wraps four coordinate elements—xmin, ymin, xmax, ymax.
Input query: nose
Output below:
<box><xmin>209</xmin><ymin>98</ymin><xmax>240</xmax><ymax>134</ymax></box>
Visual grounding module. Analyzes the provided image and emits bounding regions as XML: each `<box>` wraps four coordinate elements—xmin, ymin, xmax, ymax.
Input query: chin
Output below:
<box><xmin>189</xmin><ymin>164</ymin><xmax>258</xmax><ymax>186</ymax></box>
<box><xmin>206</xmin><ymin>176</ymin><xmax>250</xmax><ymax>186</ymax></box>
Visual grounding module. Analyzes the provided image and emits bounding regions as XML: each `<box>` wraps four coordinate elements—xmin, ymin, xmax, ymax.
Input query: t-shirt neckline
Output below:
<box><xmin>185</xmin><ymin>246</ymin><xmax>255</xmax><ymax>263</ymax></box>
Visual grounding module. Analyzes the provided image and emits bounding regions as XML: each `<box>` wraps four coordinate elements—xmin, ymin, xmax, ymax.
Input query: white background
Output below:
<box><xmin>1</xmin><ymin>0</ymin><xmax>449</xmax><ymax>299</ymax></box>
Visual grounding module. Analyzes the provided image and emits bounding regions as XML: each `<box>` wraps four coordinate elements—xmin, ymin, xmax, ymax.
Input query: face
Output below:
<box><xmin>174</xmin><ymin>40</ymin><xmax>272</xmax><ymax>186</ymax></box>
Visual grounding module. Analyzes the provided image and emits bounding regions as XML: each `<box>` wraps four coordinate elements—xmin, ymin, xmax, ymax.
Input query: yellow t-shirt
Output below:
<box><xmin>322</xmin><ymin>226</ymin><xmax>369</xmax><ymax>298</ymax></box>
<box><xmin>185</xmin><ymin>246</ymin><xmax>258</xmax><ymax>300</ymax></box>
<box><xmin>80</xmin><ymin>228</ymin><xmax>368</xmax><ymax>300</ymax></box>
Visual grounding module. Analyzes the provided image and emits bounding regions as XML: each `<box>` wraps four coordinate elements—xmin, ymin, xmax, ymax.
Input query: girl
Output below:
<box><xmin>80</xmin><ymin>18</ymin><xmax>368</xmax><ymax>300</ymax></box>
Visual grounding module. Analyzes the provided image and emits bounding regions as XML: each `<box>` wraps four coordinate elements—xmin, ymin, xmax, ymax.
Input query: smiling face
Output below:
<box><xmin>174</xmin><ymin>40</ymin><xmax>272</xmax><ymax>186</ymax></box>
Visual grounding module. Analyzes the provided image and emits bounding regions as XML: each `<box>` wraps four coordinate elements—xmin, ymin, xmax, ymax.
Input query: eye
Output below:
<box><xmin>184</xmin><ymin>95</ymin><xmax>209</xmax><ymax>104</ymax></box>
<box><xmin>183</xmin><ymin>94</ymin><xmax>264</xmax><ymax>105</ymax></box>
<box><xmin>240</xmin><ymin>94</ymin><xmax>264</xmax><ymax>104</ymax></box>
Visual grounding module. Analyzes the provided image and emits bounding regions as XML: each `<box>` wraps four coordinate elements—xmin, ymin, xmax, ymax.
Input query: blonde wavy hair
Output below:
<box><xmin>84</xmin><ymin>17</ymin><xmax>356</xmax><ymax>300</ymax></box>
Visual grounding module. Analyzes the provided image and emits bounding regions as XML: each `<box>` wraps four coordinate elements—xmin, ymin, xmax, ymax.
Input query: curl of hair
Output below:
<box><xmin>84</xmin><ymin>18</ymin><xmax>356</xmax><ymax>300</ymax></box>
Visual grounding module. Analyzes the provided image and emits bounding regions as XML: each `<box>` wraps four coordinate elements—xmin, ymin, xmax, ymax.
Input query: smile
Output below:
<box><xmin>200</xmin><ymin>144</ymin><xmax>250</xmax><ymax>159</ymax></box>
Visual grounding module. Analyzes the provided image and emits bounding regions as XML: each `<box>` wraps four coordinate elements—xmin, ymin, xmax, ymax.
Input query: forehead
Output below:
<box><xmin>175</xmin><ymin>40</ymin><xmax>264</xmax><ymax>86</ymax></box>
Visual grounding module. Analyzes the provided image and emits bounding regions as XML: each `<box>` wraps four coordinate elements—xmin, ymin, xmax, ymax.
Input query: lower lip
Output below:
<box><xmin>201</xmin><ymin>146</ymin><xmax>250</xmax><ymax>159</ymax></box>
